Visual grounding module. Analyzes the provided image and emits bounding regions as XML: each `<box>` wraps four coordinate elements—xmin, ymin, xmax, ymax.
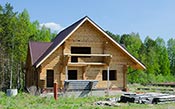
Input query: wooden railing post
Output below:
<box><xmin>123</xmin><ymin>65</ymin><xmax>128</xmax><ymax>91</ymax></box>
<box><xmin>54</xmin><ymin>82</ymin><xmax>58</xmax><ymax>100</ymax></box>
<box><xmin>107</xmin><ymin>66</ymin><xmax>110</xmax><ymax>95</ymax></box>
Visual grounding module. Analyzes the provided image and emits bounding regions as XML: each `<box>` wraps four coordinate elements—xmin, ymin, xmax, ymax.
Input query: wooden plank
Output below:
<box><xmin>151</xmin><ymin>83</ymin><xmax>175</xmax><ymax>87</ymax></box>
<box><xmin>137</xmin><ymin>87</ymin><xmax>174</xmax><ymax>91</ymax></box>
<box><xmin>65</xmin><ymin>53</ymin><xmax>112</xmax><ymax>57</ymax></box>
<box><xmin>68</xmin><ymin>62</ymin><xmax>107</xmax><ymax>66</ymax></box>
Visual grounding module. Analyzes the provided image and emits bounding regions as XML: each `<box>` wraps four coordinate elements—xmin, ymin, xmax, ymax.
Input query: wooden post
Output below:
<box><xmin>107</xmin><ymin>66</ymin><xmax>110</xmax><ymax>95</ymax></box>
<box><xmin>82</xmin><ymin>67</ymin><xmax>85</xmax><ymax>80</ymax></box>
<box><xmin>65</xmin><ymin>66</ymin><xmax>68</xmax><ymax>80</ymax></box>
<box><xmin>54</xmin><ymin>82</ymin><xmax>58</xmax><ymax>100</ymax></box>
<box><xmin>82</xmin><ymin>65</ymin><xmax>90</xmax><ymax>80</ymax></box>
<box><xmin>123</xmin><ymin>65</ymin><xmax>128</xmax><ymax>91</ymax></box>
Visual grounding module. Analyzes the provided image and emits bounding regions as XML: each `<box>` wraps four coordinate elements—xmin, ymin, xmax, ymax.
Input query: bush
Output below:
<box><xmin>128</xmin><ymin>70</ymin><xmax>148</xmax><ymax>84</ymax></box>
<box><xmin>128</xmin><ymin>70</ymin><xmax>175</xmax><ymax>84</ymax></box>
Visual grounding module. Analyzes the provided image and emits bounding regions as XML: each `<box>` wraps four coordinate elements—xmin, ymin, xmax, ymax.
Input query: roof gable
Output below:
<box><xmin>33</xmin><ymin>16</ymin><xmax>146</xmax><ymax>70</ymax></box>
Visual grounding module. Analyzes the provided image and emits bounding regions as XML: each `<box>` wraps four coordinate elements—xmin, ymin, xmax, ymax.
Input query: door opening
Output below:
<box><xmin>47</xmin><ymin>70</ymin><xmax>54</xmax><ymax>87</ymax></box>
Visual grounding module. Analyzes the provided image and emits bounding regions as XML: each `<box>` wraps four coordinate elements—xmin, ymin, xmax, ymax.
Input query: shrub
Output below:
<box><xmin>128</xmin><ymin>69</ymin><xmax>175</xmax><ymax>85</ymax></box>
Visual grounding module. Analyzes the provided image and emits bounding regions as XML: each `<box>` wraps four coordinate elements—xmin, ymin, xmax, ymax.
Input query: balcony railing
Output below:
<box><xmin>64</xmin><ymin>54</ymin><xmax>112</xmax><ymax>66</ymax></box>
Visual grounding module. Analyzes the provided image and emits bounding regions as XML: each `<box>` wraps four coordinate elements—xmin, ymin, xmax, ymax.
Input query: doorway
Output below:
<box><xmin>46</xmin><ymin>70</ymin><xmax>54</xmax><ymax>87</ymax></box>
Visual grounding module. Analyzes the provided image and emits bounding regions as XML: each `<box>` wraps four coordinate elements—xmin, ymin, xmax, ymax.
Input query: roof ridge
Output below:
<box><xmin>52</xmin><ymin>16</ymin><xmax>87</xmax><ymax>42</ymax></box>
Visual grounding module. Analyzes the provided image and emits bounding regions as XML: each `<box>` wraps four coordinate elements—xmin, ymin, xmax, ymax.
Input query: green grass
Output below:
<box><xmin>0</xmin><ymin>91</ymin><xmax>175</xmax><ymax>109</ymax></box>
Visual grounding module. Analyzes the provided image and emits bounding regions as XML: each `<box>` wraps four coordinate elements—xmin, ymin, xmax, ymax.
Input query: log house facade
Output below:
<box><xmin>25</xmin><ymin>16</ymin><xmax>146</xmax><ymax>92</ymax></box>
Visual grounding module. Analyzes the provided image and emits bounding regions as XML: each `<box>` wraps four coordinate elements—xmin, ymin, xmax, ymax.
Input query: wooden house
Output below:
<box><xmin>25</xmin><ymin>16</ymin><xmax>146</xmax><ymax>93</ymax></box>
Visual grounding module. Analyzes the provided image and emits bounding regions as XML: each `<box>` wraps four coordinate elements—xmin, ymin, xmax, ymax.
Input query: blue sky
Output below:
<box><xmin>1</xmin><ymin>0</ymin><xmax>175</xmax><ymax>42</ymax></box>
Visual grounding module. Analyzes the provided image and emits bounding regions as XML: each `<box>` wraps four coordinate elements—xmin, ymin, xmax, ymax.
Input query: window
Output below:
<box><xmin>102</xmin><ymin>70</ymin><xmax>117</xmax><ymax>80</ymax></box>
<box><xmin>68</xmin><ymin>70</ymin><xmax>77</xmax><ymax>80</ymax></box>
<box><xmin>71</xmin><ymin>56</ymin><xmax>78</xmax><ymax>62</ymax></box>
<box><xmin>71</xmin><ymin>47</ymin><xmax>91</xmax><ymax>54</ymax></box>
<box><xmin>71</xmin><ymin>47</ymin><xmax>91</xmax><ymax>62</ymax></box>
<box><xmin>47</xmin><ymin>70</ymin><xmax>54</xmax><ymax>87</ymax></box>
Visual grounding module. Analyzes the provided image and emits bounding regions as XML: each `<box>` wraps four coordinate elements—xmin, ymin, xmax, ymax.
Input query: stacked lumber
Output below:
<box><xmin>152</xmin><ymin>82</ymin><xmax>175</xmax><ymax>87</ymax></box>
<box><xmin>120</xmin><ymin>93</ymin><xmax>175</xmax><ymax>104</ymax></box>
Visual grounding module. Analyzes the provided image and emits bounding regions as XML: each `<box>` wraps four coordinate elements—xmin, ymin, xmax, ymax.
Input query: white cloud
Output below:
<box><xmin>40</xmin><ymin>22</ymin><xmax>63</xmax><ymax>33</ymax></box>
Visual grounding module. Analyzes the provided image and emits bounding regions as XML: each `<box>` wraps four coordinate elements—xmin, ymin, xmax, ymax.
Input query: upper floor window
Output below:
<box><xmin>71</xmin><ymin>47</ymin><xmax>91</xmax><ymax>62</ymax></box>
<box><xmin>71</xmin><ymin>47</ymin><xmax>91</xmax><ymax>54</ymax></box>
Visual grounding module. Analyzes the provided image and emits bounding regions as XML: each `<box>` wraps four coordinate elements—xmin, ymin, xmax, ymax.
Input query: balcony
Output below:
<box><xmin>64</xmin><ymin>54</ymin><xmax>112</xmax><ymax>67</ymax></box>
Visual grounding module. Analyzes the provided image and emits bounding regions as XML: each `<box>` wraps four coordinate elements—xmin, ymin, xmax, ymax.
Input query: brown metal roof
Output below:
<box><xmin>29</xmin><ymin>41</ymin><xmax>52</xmax><ymax>65</ymax></box>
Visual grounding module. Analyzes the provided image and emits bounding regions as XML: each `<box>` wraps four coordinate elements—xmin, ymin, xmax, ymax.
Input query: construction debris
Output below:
<box><xmin>94</xmin><ymin>98</ymin><xmax>120</xmax><ymax>107</ymax></box>
<box><xmin>94</xmin><ymin>101</ymin><xmax>120</xmax><ymax>107</ymax></box>
<box><xmin>120</xmin><ymin>93</ymin><xmax>175</xmax><ymax>104</ymax></box>
<box><xmin>93</xmin><ymin>92</ymin><xmax>175</xmax><ymax>107</ymax></box>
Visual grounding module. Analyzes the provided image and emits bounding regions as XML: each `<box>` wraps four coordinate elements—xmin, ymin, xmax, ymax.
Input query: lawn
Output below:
<box><xmin>1</xmin><ymin>91</ymin><xmax>175</xmax><ymax>109</ymax></box>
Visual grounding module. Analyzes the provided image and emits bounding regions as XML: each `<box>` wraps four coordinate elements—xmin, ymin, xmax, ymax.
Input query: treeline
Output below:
<box><xmin>106</xmin><ymin>31</ymin><xmax>175</xmax><ymax>84</ymax></box>
<box><xmin>0</xmin><ymin>3</ymin><xmax>56</xmax><ymax>90</ymax></box>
